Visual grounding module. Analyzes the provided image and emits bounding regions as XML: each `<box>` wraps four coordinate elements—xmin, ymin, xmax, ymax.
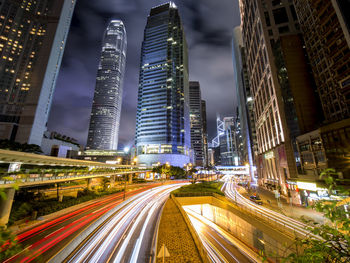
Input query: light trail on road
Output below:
<box><xmin>4</xmin><ymin>183</ymin><xmax>161</xmax><ymax>263</ymax></box>
<box><xmin>223</xmin><ymin>181</ymin><xmax>314</xmax><ymax>238</ymax></box>
<box><xmin>184</xmin><ymin>207</ymin><xmax>259</xmax><ymax>263</ymax></box>
<box><xmin>65</xmin><ymin>183</ymin><xmax>184</xmax><ymax>263</ymax></box>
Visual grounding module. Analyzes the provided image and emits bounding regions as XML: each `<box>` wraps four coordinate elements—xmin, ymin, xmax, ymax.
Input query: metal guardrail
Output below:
<box><xmin>216</xmin><ymin>192</ymin><xmax>311</xmax><ymax>239</ymax></box>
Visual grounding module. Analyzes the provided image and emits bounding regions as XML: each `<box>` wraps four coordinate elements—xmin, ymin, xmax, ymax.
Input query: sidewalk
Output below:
<box><xmin>243</xmin><ymin>186</ymin><xmax>326</xmax><ymax>224</ymax></box>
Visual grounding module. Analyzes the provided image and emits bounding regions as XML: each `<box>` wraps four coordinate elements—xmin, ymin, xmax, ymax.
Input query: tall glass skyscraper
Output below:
<box><xmin>0</xmin><ymin>0</ymin><xmax>76</xmax><ymax>146</ymax></box>
<box><xmin>87</xmin><ymin>20</ymin><xmax>127</xmax><ymax>150</ymax></box>
<box><xmin>135</xmin><ymin>2</ymin><xmax>191</xmax><ymax>167</ymax></box>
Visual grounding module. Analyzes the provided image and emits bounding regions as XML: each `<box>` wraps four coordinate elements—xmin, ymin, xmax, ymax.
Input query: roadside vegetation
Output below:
<box><xmin>282</xmin><ymin>169</ymin><xmax>350</xmax><ymax>262</ymax></box>
<box><xmin>8</xmin><ymin>187</ymin><xmax>124</xmax><ymax>225</ymax></box>
<box><xmin>172</xmin><ymin>181</ymin><xmax>224</xmax><ymax>196</ymax></box>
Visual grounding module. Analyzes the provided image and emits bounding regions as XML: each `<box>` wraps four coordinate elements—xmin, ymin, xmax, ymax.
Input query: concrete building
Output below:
<box><xmin>292</xmin><ymin>0</ymin><xmax>350</xmax><ymax>183</ymax></box>
<box><xmin>296</xmin><ymin>119</ymin><xmax>350</xmax><ymax>180</ymax></box>
<box><xmin>189</xmin><ymin>81</ymin><xmax>204</xmax><ymax>166</ymax></box>
<box><xmin>87</xmin><ymin>20</ymin><xmax>127</xmax><ymax>151</ymax></box>
<box><xmin>135</xmin><ymin>2</ymin><xmax>191</xmax><ymax>167</ymax></box>
<box><xmin>220</xmin><ymin>117</ymin><xmax>240</xmax><ymax>166</ymax></box>
<box><xmin>41</xmin><ymin>131</ymin><xmax>80</xmax><ymax>158</ymax></box>
<box><xmin>294</xmin><ymin>0</ymin><xmax>350</xmax><ymax>123</ymax></box>
<box><xmin>239</xmin><ymin>0</ymin><xmax>320</xmax><ymax>195</ymax></box>
<box><xmin>0</xmin><ymin>0</ymin><xmax>76</xmax><ymax>146</ymax></box>
<box><xmin>78</xmin><ymin>149</ymin><xmax>130</xmax><ymax>165</ymax></box>
<box><xmin>201</xmin><ymin>100</ymin><xmax>209</xmax><ymax>167</ymax></box>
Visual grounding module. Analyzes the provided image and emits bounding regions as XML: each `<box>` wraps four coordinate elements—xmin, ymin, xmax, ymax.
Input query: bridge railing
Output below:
<box><xmin>0</xmin><ymin>170</ymin><xmax>151</xmax><ymax>187</ymax></box>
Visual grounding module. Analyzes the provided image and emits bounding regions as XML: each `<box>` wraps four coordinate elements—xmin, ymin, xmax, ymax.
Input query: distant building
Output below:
<box><xmin>41</xmin><ymin>131</ymin><xmax>80</xmax><ymax>158</ymax></box>
<box><xmin>78</xmin><ymin>149</ymin><xmax>130</xmax><ymax>165</ymax></box>
<box><xmin>232</xmin><ymin>27</ymin><xmax>256</xmax><ymax>169</ymax></box>
<box><xmin>201</xmin><ymin>100</ymin><xmax>209</xmax><ymax>167</ymax></box>
<box><xmin>135</xmin><ymin>2</ymin><xmax>191</xmax><ymax>167</ymax></box>
<box><xmin>208</xmin><ymin>148</ymin><xmax>215</xmax><ymax>166</ymax></box>
<box><xmin>87</xmin><ymin>20</ymin><xmax>127</xmax><ymax>151</ymax></box>
<box><xmin>0</xmin><ymin>0</ymin><xmax>76</xmax><ymax>146</ymax></box>
<box><xmin>189</xmin><ymin>81</ymin><xmax>204</xmax><ymax>166</ymax></box>
<box><xmin>220</xmin><ymin>117</ymin><xmax>240</xmax><ymax>166</ymax></box>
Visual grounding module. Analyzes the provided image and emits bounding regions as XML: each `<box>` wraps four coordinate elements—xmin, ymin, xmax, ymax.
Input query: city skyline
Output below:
<box><xmin>48</xmin><ymin>0</ymin><xmax>240</xmax><ymax>148</ymax></box>
<box><xmin>0</xmin><ymin>1</ymin><xmax>348</xmax><ymax>262</ymax></box>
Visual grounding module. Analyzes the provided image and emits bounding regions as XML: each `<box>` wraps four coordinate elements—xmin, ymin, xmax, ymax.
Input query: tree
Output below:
<box><xmin>100</xmin><ymin>177</ymin><xmax>110</xmax><ymax>191</ymax></box>
<box><xmin>284</xmin><ymin>168</ymin><xmax>350</xmax><ymax>262</ymax></box>
<box><xmin>0</xmin><ymin>185</ymin><xmax>22</xmax><ymax>261</ymax></box>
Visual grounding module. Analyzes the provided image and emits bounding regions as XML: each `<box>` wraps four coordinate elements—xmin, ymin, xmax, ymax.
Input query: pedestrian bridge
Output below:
<box><xmin>0</xmin><ymin>149</ymin><xmax>151</xmax><ymax>188</ymax></box>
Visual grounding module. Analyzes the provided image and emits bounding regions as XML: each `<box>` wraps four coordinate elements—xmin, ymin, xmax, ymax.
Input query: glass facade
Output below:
<box><xmin>87</xmin><ymin>20</ymin><xmax>127</xmax><ymax>150</ymax></box>
<box><xmin>0</xmin><ymin>0</ymin><xmax>76</xmax><ymax>146</ymax></box>
<box><xmin>135</xmin><ymin>2</ymin><xmax>191</xmax><ymax>166</ymax></box>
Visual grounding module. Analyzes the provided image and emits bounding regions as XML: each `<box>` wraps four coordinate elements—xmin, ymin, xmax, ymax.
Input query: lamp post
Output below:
<box><xmin>123</xmin><ymin>174</ymin><xmax>127</xmax><ymax>200</ymax></box>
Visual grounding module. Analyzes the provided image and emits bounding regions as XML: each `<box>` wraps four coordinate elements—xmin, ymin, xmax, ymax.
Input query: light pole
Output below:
<box><xmin>123</xmin><ymin>174</ymin><xmax>126</xmax><ymax>200</ymax></box>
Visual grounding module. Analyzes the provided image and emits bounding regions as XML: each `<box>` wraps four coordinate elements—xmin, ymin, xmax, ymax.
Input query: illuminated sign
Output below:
<box><xmin>297</xmin><ymin>182</ymin><xmax>317</xmax><ymax>191</ymax></box>
<box><xmin>296</xmin><ymin>181</ymin><xmax>327</xmax><ymax>191</ymax></box>
<box><xmin>264</xmin><ymin>151</ymin><xmax>274</xmax><ymax>159</ymax></box>
<box><xmin>215</xmin><ymin>166</ymin><xmax>250</xmax><ymax>175</ymax></box>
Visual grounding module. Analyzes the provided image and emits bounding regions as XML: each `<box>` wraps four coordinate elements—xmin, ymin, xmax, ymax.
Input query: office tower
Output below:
<box><xmin>239</xmin><ymin>0</ymin><xmax>319</xmax><ymax>196</ymax></box>
<box><xmin>232</xmin><ymin>26</ymin><xmax>256</xmax><ymax>169</ymax></box>
<box><xmin>135</xmin><ymin>2</ymin><xmax>191</xmax><ymax>167</ymax></box>
<box><xmin>189</xmin><ymin>81</ymin><xmax>204</xmax><ymax>166</ymax></box>
<box><xmin>234</xmin><ymin>111</ymin><xmax>244</xmax><ymax>165</ymax></box>
<box><xmin>87</xmin><ymin>20</ymin><xmax>127</xmax><ymax>150</ymax></box>
<box><xmin>201</xmin><ymin>100</ymin><xmax>208</xmax><ymax>167</ymax></box>
<box><xmin>0</xmin><ymin>0</ymin><xmax>76</xmax><ymax>146</ymax></box>
<box><xmin>220</xmin><ymin>117</ymin><xmax>239</xmax><ymax>166</ymax></box>
<box><xmin>293</xmin><ymin>0</ymin><xmax>350</xmax><ymax>122</ymax></box>
<box><xmin>293</xmin><ymin>0</ymin><xmax>350</xmax><ymax>180</ymax></box>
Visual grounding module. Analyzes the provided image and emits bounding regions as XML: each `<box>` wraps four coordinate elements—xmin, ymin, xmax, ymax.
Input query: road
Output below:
<box><xmin>4</xmin><ymin>183</ymin><xmax>161</xmax><ymax>263</ymax></box>
<box><xmin>222</xmin><ymin>181</ymin><xmax>313</xmax><ymax>238</ymax></box>
<box><xmin>184</xmin><ymin>207</ymin><xmax>258</xmax><ymax>263</ymax></box>
<box><xmin>64</xmin><ymin>183</ymin><xmax>184</xmax><ymax>263</ymax></box>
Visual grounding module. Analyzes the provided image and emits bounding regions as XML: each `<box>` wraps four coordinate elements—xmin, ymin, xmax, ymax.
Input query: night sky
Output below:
<box><xmin>47</xmin><ymin>0</ymin><xmax>241</xmax><ymax>149</ymax></box>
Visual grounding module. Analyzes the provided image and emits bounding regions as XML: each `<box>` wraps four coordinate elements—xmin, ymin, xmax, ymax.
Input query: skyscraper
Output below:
<box><xmin>87</xmin><ymin>20</ymin><xmax>127</xmax><ymax>151</ymax></box>
<box><xmin>189</xmin><ymin>81</ymin><xmax>204</xmax><ymax>166</ymax></box>
<box><xmin>232</xmin><ymin>26</ymin><xmax>256</xmax><ymax>169</ymax></box>
<box><xmin>135</xmin><ymin>2</ymin><xmax>191</xmax><ymax>167</ymax></box>
<box><xmin>239</xmin><ymin>0</ymin><xmax>319</xmax><ymax>197</ymax></box>
<box><xmin>201</xmin><ymin>100</ymin><xmax>208</xmax><ymax>167</ymax></box>
<box><xmin>220</xmin><ymin>117</ymin><xmax>240</xmax><ymax>166</ymax></box>
<box><xmin>0</xmin><ymin>0</ymin><xmax>76</xmax><ymax>146</ymax></box>
<box><xmin>293</xmin><ymin>0</ymin><xmax>350</xmax><ymax>181</ymax></box>
<box><xmin>293</xmin><ymin>0</ymin><xmax>350</xmax><ymax>122</ymax></box>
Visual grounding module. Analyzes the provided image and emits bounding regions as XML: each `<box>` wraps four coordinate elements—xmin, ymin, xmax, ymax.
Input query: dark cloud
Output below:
<box><xmin>48</xmin><ymin>0</ymin><xmax>241</xmax><ymax>147</ymax></box>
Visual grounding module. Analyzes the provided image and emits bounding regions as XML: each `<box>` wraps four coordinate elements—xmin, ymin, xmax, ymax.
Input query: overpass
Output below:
<box><xmin>0</xmin><ymin>149</ymin><xmax>152</xmax><ymax>226</ymax></box>
<box><xmin>0</xmin><ymin>149</ymin><xmax>151</xmax><ymax>188</ymax></box>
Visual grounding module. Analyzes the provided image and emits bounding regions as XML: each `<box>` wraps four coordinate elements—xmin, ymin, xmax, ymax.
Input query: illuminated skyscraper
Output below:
<box><xmin>87</xmin><ymin>20</ymin><xmax>127</xmax><ymax>150</ymax></box>
<box><xmin>239</xmin><ymin>0</ymin><xmax>319</xmax><ymax>196</ymax></box>
<box><xmin>0</xmin><ymin>0</ymin><xmax>76</xmax><ymax>146</ymax></box>
<box><xmin>135</xmin><ymin>2</ymin><xmax>191</xmax><ymax>167</ymax></box>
